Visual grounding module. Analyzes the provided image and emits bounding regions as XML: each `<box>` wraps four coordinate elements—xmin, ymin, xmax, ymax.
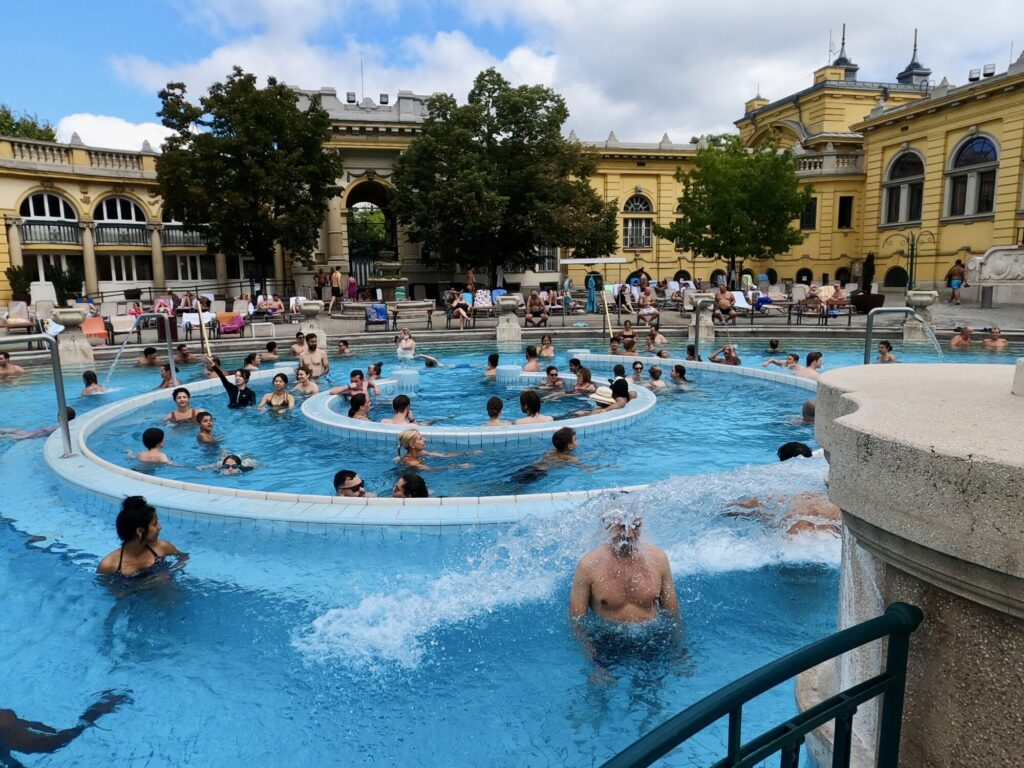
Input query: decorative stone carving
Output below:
<box><xmin>967</xmin><ymin>246</ymin><xmax>1024</xmax><ymax>283</ymax></box>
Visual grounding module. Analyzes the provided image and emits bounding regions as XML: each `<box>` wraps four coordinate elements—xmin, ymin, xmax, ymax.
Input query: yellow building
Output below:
<box><xmin>3</xmin><ymin>42</ymin><xmax>1024</xmax><ymax>302</ymax></box>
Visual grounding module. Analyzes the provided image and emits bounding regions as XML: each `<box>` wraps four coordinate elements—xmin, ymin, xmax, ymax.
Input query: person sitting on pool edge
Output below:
<box><xmin>483</xmin><ymin>396</ymin><xmax>511</xmax><ymax>427</ymax></box>
<box><xmin>569</xmin><ymin>508</ymin><xmax>679</xmax><ymax>623</ymax></box>
<box><xmin>392</xmin><ymin>472</ymin><xmax>429</xmax><ymax>498</ymax></box>
<box><xmin>97</xmin><ymin>495</ymin><xmax>185</xmax><ymax>577</ymax></box>
<box><xmin>516</xmin><ymin>389</ymin><xmax>553</xmax><ymax>424</ymax></box>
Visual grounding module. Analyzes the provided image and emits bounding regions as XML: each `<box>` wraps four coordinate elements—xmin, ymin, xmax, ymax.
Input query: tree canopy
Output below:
<box><xmin>390</xmin><ymin>69</ymin><xmax>618</xmax><ymax>279</ymax></box>
<box><xmin>156</xmin><ymin>67</ymin><xmax>343</xmax><ymax>273</ymax></box>
<box><xmin>0</xmin><ymin>104</ymin><xmax>56</xmax><ymax>141</ymax></box>
<box><xmin>656</xmin><ymin>134</ymin><xmax>811</xmax><ymax>281</ymax></box>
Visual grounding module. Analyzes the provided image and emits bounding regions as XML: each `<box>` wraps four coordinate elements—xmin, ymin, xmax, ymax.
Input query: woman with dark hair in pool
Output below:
<box><xmin>81</xmin><ymin>370</ymin><xmax>104</xmax><ymax>396</ymax></box>
<box><xmin>205</xmin><ymin>355</ymin><xmax>256</xmax><ymax>408</ymax></box>
<box><xmin>367</xmin><ymin>361</ymin><xmax>384</xmax><ymax>386</ymax></box>
<box><xmin>538</xmin><ymin>334</ymin><xmax>555</xmax><ymax>359</ymax></box>
<box><xmin>348</xmin><ymin>392</ymin><xmax>371</xmax><ymax>420</ymax></box>
<box><xmin>258</xmin><ymin>373</ymin><xmax>295</xmax><ymax>412</ymax></box>
<box><xmin>96</xmin><ymin>496</ymin><xmax>185</xmax><ymax>577</ymax></box>
<box><xmin>165</xmin><ymin>387</ymin><xmax>197</xmax><ymax>423</ymax></box>
<box><xmin>291</xmin><ymin>365</ymin><xmax>320</xmax><ymax>396</ymax></box>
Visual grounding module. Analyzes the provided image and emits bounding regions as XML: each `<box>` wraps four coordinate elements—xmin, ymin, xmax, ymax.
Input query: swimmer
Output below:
<box><xmin>522</xmin><ymin>345</ymin><xmax>540</xmax><ymax>372</ymax></box>
<box><xmin>876</xmin><ymin>340</ymin><xmax>898</xmax><ymax>363</ymax></box>
<box><xmin>381</xmin><ymin>394</ymin><xmax>430</xmax><ymax>426</ymax></box>
<box><xmin>392</xmin><ymin>472</ymin><xmax>429</xmax><ymax>498</ymax></box>
<box><xmin>258</xmin><ymin>373</ymin><xmax>295</xmax><ymax>412</ymax></box>
<box><xmin>292</xmin><ymin>365</ymin><xmax>320</xmax><ymax>396</ymax></box>
<box><xmin>950</xmin><ymin>327</ymin><xmax>973</xmax><ymax>349</ymax></box>
<box><xmin>367</xmin><ymin>361</ymin><xmax>384</xmax><ymax>386</ymax></box>
<box><xmin>585</xmin><ymin>365</ymin><xmax>636</xmax><ymax>414</ymax></box>
<box><xmin>97</xmin><ymin>496</ymin><xmax>185</xmax><ymax>576</ymax></box>
<box><xmin>621</xmin><ymin>338</ymin><xmax>638</xmax><ymax>357</ymax></box>
<box><xmin>128</xmin><ymin>427</ymin><xmax>173</xmax><ymax>464</ymax></box>
<box><xmin>709</xmin><ymin>345</ymin><xmax>741</xmax><ymax>366</ymax></box>
<box><xmin>646</xmin><ymin>326</ymin><xmax>666</xmax><ymax>353</ymax></box>
<box><xmin>536</xmin><ymin>427</ymin><xmax>584</xmax><ymax>468</ymax></box>
<box><xmin>262</xmin><ymin>341</ymin><xmax>279</xmax><ymax>362</ymax></box>
<box><xmin>794</xmin><ymin>352</ymin><xmax>824</xmax><ymax>380</ymax></box>
<box><xmin>136</xmin><ymin>347</ymin><xmax>161</xmax><ymax>367</ymax></box>
<box><xmin>569</xmin><ymin>509</ymin><xmax>679</xmax><ymax>623</ymax></box>
<box><xmin>347</xmin><ymin>392</ymin><xmax>371</xmax><ymax>420</ymax></box>
<box><xmin>290</xmin><ymin>331</ymin><xmax>307</xmax><ymax>357</ymax></box>
<box><xmin>538</xmin><ymin>334</ymin><xmax>555</xmax><ymax>359</ymax></box>
<box><xmin>630</xmin><ymin>360</ymin><xmax>645</xmax><ymax>384</ymax></box>
<box><xmin>206</xmin><ymin>356</ymin><xmax>257</xmax><ymax>408</ymax></box>
<box><xmin>203</xmin><ymin>355</ymin><xmax>222</xmax><ymax>380</ymax></box>
<box><xmin>174</xmin><ymin>344</ymin><xmax>195</xmax><ymax>365</ymax></box>
<box><xmin>797</xmin><ymin>399</ymin><xmax>815</xmax><ymax>425</ymax></box>
<box><xmin>0</xmin><ymin>351</ymin><xmax>26</xmax><ymax>378</ymax></box>
<box><xmin>763</xmin><ymin>352</ymin><xmax>800</xmax><ymax>371</ymax></box>
<box><xmin>81</xmin><ymin>370</ymin><xmax>105</xmax><ymax>396</ymax></box>
<box><xmin>982</xmin><ymin>327</ymin><xmax>1008</xmax><ymax>350</ymax></box>
<box><xmin>647</xmin><ymin>366</ymin><xmax>668</xmax><ymax>390</ymax></box>
<box><xmin>165</xmin><ymin>387</ymin><xmax>197</xmax><ymax>423</ymax></box>
<box><xmin>608</xmin><ymin>338</ymin><xmax>621</xmax><ymax>355</ymax></box>
<box><xmin>669</xmin><ymin>364</ymin><xmax>691</xmax><ymax>389</ymax></box>
<box><xmin>299</xmin><ymin>333</ymin><xmax>330</xmax><ymax>378</ymax></box>
<box><xmin>573</xmin><ymin>367</ymin><xmax>597</xmax><ymax>395</ymax></box>
<box><xmin>195</xmin><ymin>411</ymin><xmax>217</xmax><ymax>444</ymax></box>
<box><xmin>338</xmin><ymin>339</ymin><xmax>353</xmax><ymax>356</ymax></box>
<box><xmin>396</xmin><ymin>328</ymin><xmax>416</xmax><ymax>359</ymax></box>
<box><xmin>538</xmin><ymin>365</ymin><xmax>566</xmax><ymax>391</ymax></box>
<box><xmin>396</xmin><ymin>429</ymin><xmax>477</xmax><ymax>471</ymax></box>
<box><xmin>329</xmin><ymin>369</ymin><xmax>376</xmax><ymax>399</ymax></box>
<box><xmin>334</xmin><ymin>469</ymin><xmax>373</xmax><ymax>497</ymax></box>
<box><xmin>765</xmin><ymin>338</ymin><xmax>782</xmax><ymax>354</ymax></box>
<box><xmin>485</xmin><ymin>353</ymin><xmax>499</xmax><ymax>379</ymax></box>
<box><xmin>0</xmin><ymin>691</ymin><xmax>130</xmax><ymax>764</ymax></box>
<box><xmin>568</xmin><ymin>358</ymin><xmax>582</xmax><ymax>376</ymax></box>
<box><xmin>216</xmin><ymin>454</ymin><xmax>256</xmax><ymax>474</ymax></box>
<box><xmin>243</xmin><ymin>352</ymin><xmax>262</xmax><ymax>371</ymax></box>
<box><xmin>516</xmin><ymin>389</ymin><xmax>554</xmax><ymax>424</ymax></box>
<box><xmin>685</xmin><ymin>344</ymin><xmax>702</xmax><ymax>362</ymax></box>
<box><xmin>157</xmin><ymin>363</ymin><xmax>178</xmax><ymax>389</ymax></box>
<box><xmin>0</xmin><ymin>407</ymin><xmax>76</xmax><ymax>441</ymax></box>
<box><xmin>482</xmin><ymin>396</ymin><xmax>511</xmax><ymax>427</ymax></box>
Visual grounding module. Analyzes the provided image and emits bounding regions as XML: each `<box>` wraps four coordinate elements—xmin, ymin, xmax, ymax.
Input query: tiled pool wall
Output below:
<box><xmin>44</xmin><ymin>352</ymin><xmax>815</xmax><ymax>528</ymax></box>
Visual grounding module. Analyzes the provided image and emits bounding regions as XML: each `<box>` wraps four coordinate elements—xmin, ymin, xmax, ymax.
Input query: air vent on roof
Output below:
<box><xmin>380</xmin><ymin>93</ymin><xmax>389</xmax><ymax>105</ymax></box>
<box><xmin>346</xmin><ymin>92</ymin><xmax>357</xmax><ymax>103</ymax></box>
<box><xmin>968</xmin><ymin>69</ymin><xmax>981</xmax><ymax>82</ymax></box>
<box><xmin>983</xmin><ymin>64</ymin><xmax>996</xmax><ymax>77</ymax></box>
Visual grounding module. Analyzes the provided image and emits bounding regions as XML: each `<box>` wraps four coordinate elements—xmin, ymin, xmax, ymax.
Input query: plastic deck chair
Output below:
<box><xmin>81</xmin><ymin>316</ymin><xmax>109</xmax><ymax>345</ymax></box>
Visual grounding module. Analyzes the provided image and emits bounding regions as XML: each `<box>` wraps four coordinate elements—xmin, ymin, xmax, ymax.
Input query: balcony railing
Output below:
<box><xmin>89</xmin><ymin>150</ymin><xmax>142</xmax><ymax>171</ymax></box>
<box><xmin>796</xmin><ymin>152</ymin><xmax>863</xmax><ymax>176</ymax></box>
<box><xmin>10</xmin><ymin>140</ymin><xmax>70</xmax><ymax>165</ymax></box>
<box><xmin>161</xmin><ymin>225</ymin><xmax>207</xmax><ymax>247</ymax></box>
<box><xmin>95</xmin><ymin>223</ymin><xmax>149</xmax><ymax>247</ymax></box>
<box><xmin>18</xmin><ymin>221</ymin><xmax>82</xmax><ymax>245</ymax></box>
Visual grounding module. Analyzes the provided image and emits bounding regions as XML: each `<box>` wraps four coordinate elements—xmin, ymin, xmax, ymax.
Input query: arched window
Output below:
<box><xmin>884</xmin><ymin>266</ymin><xmax>909</xmax><ymax>287</ymax></box>
<box><xmin>946</xmin><ymin>136</ymin><xmax>997</xmax><ymax>218</ymax></box>
<box><xmin>765</xmin><ymin>268</ymin><xmax>779</xmax><ymax>285</ymax></box>
<box><xmin>94</xmin><ymin>197</ymin><xmax>146</xmax><ymax>223</ymax></box>
<box><xmin>622</xmin><ymin>194</ymin><xmax>653</xmax><ymax>249</ymax></box>
<box><xmin>20</xmin><ymin>192</ymin><xmax>77</xmax><ymax>220</ymax></box>
<box><xmin>673</xmin><ymin>269</ymin><xmax>692</xmax><ymax>283</ymax></box>
<box><xmin>883</xmin><ymin>152</ymin><xmax>924</xmax><ymax>224</ymax></box>
<box><xmin>710</xmin><ymin>269</ymin><xmax>727</xmax><ymax>286</ymax></box>
<box><xmin>796</xmin><ymin>268</ymin><xmax>814</xmax><ymax>284</ymax></box>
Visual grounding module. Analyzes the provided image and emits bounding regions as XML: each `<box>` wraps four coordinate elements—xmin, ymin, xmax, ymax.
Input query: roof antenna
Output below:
<box><xmin>828</xmin><ymin>29</ymin><xmax>834</xmax><ymax>63</ymax></box>
<box><xmin>1011</xmin><ymin>41</ymin><xmax>1016</xmax><ymax>67</ymax></box>
<box><xmin>360</xmin><ymin>58</ymin><xmax>365</xmax><ymax>101</ymax></box>
<box><xmin>912</xmin><ymin>29</ymin><xmax>918</xmax><ymax>61</ymax></box>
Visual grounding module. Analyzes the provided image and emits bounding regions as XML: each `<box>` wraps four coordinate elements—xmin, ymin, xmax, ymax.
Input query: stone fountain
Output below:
<box><xmin>495</xmin><ymin>295</ymin><xmax>522</xmax><ymax>342</ymax></box>
<box><xmin>903</xmin><ymin>290</ymin><xmax>939</xmax><ymax>341</ymax></box>
<box><xmin>297</xmin><ymin>299</ymin><xmax>326</xmax><ymax>349</ymax></box>
<box><xmin>367</xmin><ymin>253</ymin><xmax>409</xmax><ymax>301</ymax></box>
<box><xmin>50</xmin><ymin>306</ymin><xmax>94</xmax><ymax>365</ymax></box>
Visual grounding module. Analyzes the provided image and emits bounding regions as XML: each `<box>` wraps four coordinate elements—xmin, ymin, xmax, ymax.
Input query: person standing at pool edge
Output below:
<box><xmin>569</xmin><ymin>510</ymin><xmax>679</xmax><ymax>623</ymax></box>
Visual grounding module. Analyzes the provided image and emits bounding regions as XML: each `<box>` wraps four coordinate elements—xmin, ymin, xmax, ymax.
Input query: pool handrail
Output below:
<box><xmin>601</xmin><ymin>602</ymin><xmax>925</xmax><ymax>768</ymax></box>
<box><xmin>0</xmin><ymin>333</ymin><xmax>73</xmax><ymax>457</ymax></box>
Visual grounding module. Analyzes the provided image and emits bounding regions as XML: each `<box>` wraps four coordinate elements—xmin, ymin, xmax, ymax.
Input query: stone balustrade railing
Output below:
<box><xmin>795</xmin><ymin>152</ymin><xmax>863</xmax><ymax>176</ymax></box>
<box><xmin>0</xmin><ymin>135</ymin><xmax>156</xmax><ymax>177</ymax></box>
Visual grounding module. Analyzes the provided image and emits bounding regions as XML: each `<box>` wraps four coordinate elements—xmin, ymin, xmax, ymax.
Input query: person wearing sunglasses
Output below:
<box><xmin>333</xmin><ymin>469</ymin><xmax>371</xmax><ymax>497</ymax></box>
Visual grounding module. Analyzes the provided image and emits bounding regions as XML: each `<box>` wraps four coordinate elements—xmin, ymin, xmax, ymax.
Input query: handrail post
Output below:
<box><xmin>133</xmin><ymin>312</ymin><xmax>179</xmax><ymax>386</ymax></box>
<box><xmin>0</xmin><ymin>334</ymin><xmax>73</xmax><ymax>457</ymax></box>
<box><xmin>876</xmin><ymin>603</ymin><xmax>923</xmax><ymax>768</ymax></box>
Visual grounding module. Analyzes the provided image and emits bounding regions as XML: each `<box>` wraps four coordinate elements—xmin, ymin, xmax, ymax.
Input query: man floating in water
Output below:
<box><xmin>569</xmin><ymin>509</ymin><xmax>679</xmax><ymax>623</ymax></box>
<box><xmin>1</xmin><ymin>690</ymin><xmax>129</xmax><ymax>766</ymax></box>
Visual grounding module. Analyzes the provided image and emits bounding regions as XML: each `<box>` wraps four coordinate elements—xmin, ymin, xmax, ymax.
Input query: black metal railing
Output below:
<box><xmin>601</xmin><ymin>602</ymin><xmax>924</xmax><ymax>768</ymax></box>
<box><xmin>18</xmin><ymin>220</ymin><xmax>81</xmax><ymax>245</ymax></box>
<box><xmin>94</xmin><ymin>223</ymin><xmax>148</xmax><ymax>247</ymax></box>
<box><xmin>161</xmin><ymin>225</ymin><xmax>207</xmax><ymax>247</ymax></box>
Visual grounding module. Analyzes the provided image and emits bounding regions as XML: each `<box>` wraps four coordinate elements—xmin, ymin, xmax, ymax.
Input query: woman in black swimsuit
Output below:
<box><xmin>205</xmin><ymin>355</ymin><xmax>257</xmax><ymax>408</ymax></box>
<box><xmin>96</xmin><ymin>496</ymin><xmax>184</xmax><ymax>578</ymax></box>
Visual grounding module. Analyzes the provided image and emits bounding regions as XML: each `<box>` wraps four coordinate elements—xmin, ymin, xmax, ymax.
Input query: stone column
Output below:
<box><xmin>80</xmin><ymin>221</ymin><xmax>98</xmax><ymax>297</ymax></box>
<box><xmin>215</xmin><ymin>251</ymin><xmax>227</xmax><ymax>287</ymax></box>
<box><xmin>4</xmin><ymin>216</ymin><xmax>24</xmax><ymax>268</ymax></box>
<box><xmin>147</xmin><ymin>223</ymin><xmax>166</xmax><ymax>290</ymax></box>
<box><xmin>273</xmin><ymin>243</ymin><xmax>285</xmax><ymax>292</ymax></box>
<box><xmin>338</xmin><ymin>205</ymin><xmax>350</xmax><ymax>273</ymax></box>
<box><xmin>325</xmin><ymin>195</ymin><xmax>344</xmax><ymax>264</ymax></box>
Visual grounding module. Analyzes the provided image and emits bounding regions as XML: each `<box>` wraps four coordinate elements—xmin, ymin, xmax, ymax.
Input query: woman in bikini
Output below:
<box><xmin>258</xmin><ymin>373</ymin><xmax>295</xmax><ymax>412</ymax></box>
<box><xmin>96</xmin><ymin>496</ymin><xmax>185</xmax><ymax>578</ymax></box>
<box><xmin>538</xmin><ymin>334</ymin><xmax>555</xmax><ymax>359</ymax></box>
<box><xmin>348</xmin><ymin>392</ymin><xmax>372</xmax><ymax>421</ymax></box>
<box><xmin>165</xmin><ymin>386</ymin><xmax>197</xmax><ymax>423</ymax></box>
<box><xmin>619</xmin><ymin>319</ymin><xmax>638</xmax><ymax>347</ymax></box>
<box><xmin>292</xmin><ymin>365</ymin><xmax>320</xmax><ymax>396</ymax></box>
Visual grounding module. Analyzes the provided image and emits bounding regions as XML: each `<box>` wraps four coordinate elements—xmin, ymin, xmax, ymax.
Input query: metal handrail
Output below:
<box><xmin>132</xmin><ymin>313</ymin><xmax>179</xmax><ymax>386</ymax></box>
<box><xmin>602</xmin><ymin>602</ymin><xmax>924</xmax><ymax>768</ymax></box>
<box><xmin>0</xmin><ymin>334</ymin><xmax>74</xmax><ymax>457</ymax></box>
<box><xmin>863</xmin><ymin>307</ymin><xmax>917</xmax><ymax>364</ymax></box>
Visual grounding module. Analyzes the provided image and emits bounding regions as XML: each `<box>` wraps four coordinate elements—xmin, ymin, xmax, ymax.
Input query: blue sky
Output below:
<box><xmin>2</xmin><ymin>1</ymin><xmax>1021</xmax><ymax>150</ymax></box>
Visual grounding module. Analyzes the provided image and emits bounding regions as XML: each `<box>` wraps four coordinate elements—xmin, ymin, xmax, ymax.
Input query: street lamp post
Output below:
<box><xmin>882</xmin><ymin>230</ymin><xmax>935</xmax><ymax>290</ymax></box>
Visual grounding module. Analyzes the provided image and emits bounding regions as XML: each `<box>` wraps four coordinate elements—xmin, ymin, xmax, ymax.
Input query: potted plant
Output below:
<box><xmin>851</xmin><ymin>253</ymin><xmax>885</xmax><ymax>314</ymax></box>
<box><xmin>4</xmin><ymin>265</ymin><xmax>31</xmax><ymax>302</ymax></box>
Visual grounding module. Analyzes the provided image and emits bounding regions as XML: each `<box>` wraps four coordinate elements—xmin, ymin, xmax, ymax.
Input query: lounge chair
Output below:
<box><xmin>3</xmin><ymin>301</ymin><xmax>36</xmax><ymax>337</ymax></box>
<box><xmin>81</xmin><ymin>316</ymin><xmax>108</xmax><ymax>345</ymax></box>
<box><xmin>218</xmin><ymin>312</ymin><xmax>246</xmax><ymax>337</ymax></box>
<box><xmin>109</xmin><ymin>313</ymin><xmax>139</xmax><ymax>345</ymax></box>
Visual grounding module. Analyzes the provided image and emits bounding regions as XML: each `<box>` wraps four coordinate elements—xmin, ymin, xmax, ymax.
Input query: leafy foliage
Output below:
<box><xmin>656</xmin><ymin>134</ymin><xmax>811</xmax><ymax>277</ymax></box>
<box><xmin>156</xmin><ymin>67</ymin><xmax>343</xmax><ymax>272</ymax></box>
<box><xmin>0</xmin><ymin>104</ymin><xmax>57</xmax><ymax>141</ymax></box>
<box><xmin>390</xmin><ymin>69</ymin><xmax>617</xmax><ymax>279</ymax></box>
<box><xmin>50</xmin><ymin>267</ymin><xmax>83</xmax><ymax>306</ymax></box>
<box><xmin>4</xmin><ymin>265</ymin><xmax>31</xmax><ymax>300</ymax></box>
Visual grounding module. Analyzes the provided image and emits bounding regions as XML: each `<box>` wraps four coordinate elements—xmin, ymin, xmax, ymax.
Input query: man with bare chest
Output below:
<box><xmin>569</xmin><ymin>511</ymin><xmax>679</xmax><ymax>623</ymax></box>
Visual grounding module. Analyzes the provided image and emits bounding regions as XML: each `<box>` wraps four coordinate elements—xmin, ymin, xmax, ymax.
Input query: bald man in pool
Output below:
<box><xmin>569</xmin><ymin>509</ymin><xmax>679</xmax><ymax>623</ymax></box>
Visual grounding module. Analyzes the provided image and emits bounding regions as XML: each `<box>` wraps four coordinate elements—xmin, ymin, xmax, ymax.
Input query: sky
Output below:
<box><xmin>2</xmin><ymin>0</ymin><xmax>1021</xmax><ymax>151</ymax></box>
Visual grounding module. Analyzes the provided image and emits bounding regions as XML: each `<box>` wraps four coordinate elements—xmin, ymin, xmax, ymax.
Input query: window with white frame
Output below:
<box><xmin>163</xmin><ymin>253</ymin><xmax>216</xmax><ymax>281</ymax></box>
<box><xmin>622</xmin><ymin>194</ymin><xmax>653</xmax><ymax>249</ymax></box>
<box><xmin>945</xmin><ymin>136</ymin><xmax>997</xmax><ymax>218</ymax></box>
<box><xmin>97</xmin><ymin>254</ymin><xmax>153</xmax><ymax>282</ymax></box>
<box><xmin>94</xmin><ymin>197</ymin><xmax>146</xmax><ymax>222</ymax></box>
<box><xmin>20</xmin><ymin>192</ymin><xmax>77</xmax><ymax>220</ymax></box>
<box><xmin>536</xmin><ymin>245</ymin><xmax>559</xmax><ymax>272</ymax></box>
<box><xmin>883</xmin><ymin>152</ymin><xmax>924</xmax><ymax>225</ymax></box>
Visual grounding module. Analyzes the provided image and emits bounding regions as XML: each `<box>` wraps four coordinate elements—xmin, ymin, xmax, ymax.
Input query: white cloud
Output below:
<box><xmin>56</xmin><ymin>114</ymin><xmax>172</xmax><ymax>152</ymax></box>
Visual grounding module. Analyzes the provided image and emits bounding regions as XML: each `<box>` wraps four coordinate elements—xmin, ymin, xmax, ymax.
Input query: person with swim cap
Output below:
<box><xmin>569</xmin><ymin>508</ymin><xmax>679</xmax><ymax>623</ymax></box>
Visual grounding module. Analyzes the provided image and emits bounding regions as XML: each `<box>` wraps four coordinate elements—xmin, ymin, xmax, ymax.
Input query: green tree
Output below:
<box><xmin>656</xmin><ymin>134</ymin><xmax>811</xmax><ymax>285</ymax></box>
<box><xmin>156</xmin><ymin>67</ymin><xmax>343</xmax><ymax>279</ymax></box>
<box><xmin>390</xmin><ymin>68</ymin><xmax>617</xmax><ymax>282</ymax></box>
<box><xmin>0</xmin><ymin>104</ymin><xmax>57</xmax><ymax>141</ymax></box>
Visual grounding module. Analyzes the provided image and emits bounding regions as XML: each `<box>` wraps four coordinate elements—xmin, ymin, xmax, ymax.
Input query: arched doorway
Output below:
<box><xmin>796</xmin><ymin>268</ymin><xmax>814</xmax><ymax>284</ymax></box>
<box><xmin>884</xmin><ymin>266</ymin><xmax>909</xmax><ymax>288</ymax></box>
<box><xmin>345</xmin><ymin>179</ymin><xmax>397</xmax><ymax>288</ymax></box>
<box><xmin>673</xmin><ymin>269</ymin><xmax>692</xmax><ymax>283</ymax></box>
<box><xmin>626</xmin><ymin>268</ymin><xmax>652</xmax><ymax>286</ymax></box>
<box><xmin>766</xmin><ymin>268</ymin><xmax>779</xmax><ymax>285</ymax></box>
<box><xmin>835</xmin><ymin>267</ymin><xmax>852</xmax><ymax>286</ymax></box>
<box><xmin>585</xmin><ymin>271</ymin><xmax>604</xmax><ymax>291</ymax></box>
<box><xmin>710</xmin><ymin>269</ymin><xmax>727</xmax><ymax>286</ymax></box>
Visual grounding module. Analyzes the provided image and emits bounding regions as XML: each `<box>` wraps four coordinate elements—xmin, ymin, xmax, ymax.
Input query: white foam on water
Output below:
<box><xmin>296</xmin><ymin>457</ymin><xmax>841</xmax><ymax>669</ymax></box>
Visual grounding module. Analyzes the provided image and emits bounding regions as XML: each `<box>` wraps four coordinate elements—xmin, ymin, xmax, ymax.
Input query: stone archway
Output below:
<box><xmin>344</xmin><ymin>179</ymin><xmax>397</xmax><ymax>287</ymax></box>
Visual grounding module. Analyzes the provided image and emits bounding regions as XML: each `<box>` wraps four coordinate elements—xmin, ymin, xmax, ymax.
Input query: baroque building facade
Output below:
<box><xmin>3</xmin><ymin>42</ymin><xmax>1024</xmax><ymax>302</ymax></box>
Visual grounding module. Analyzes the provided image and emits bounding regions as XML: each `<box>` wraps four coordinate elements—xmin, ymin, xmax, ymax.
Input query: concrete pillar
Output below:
<box><xmin>4</xmin><ymin>216</ymin><xmax>24</xmax><ymax>268</ymax></box>
<box><xmin>338</xmin><ymin>205</ymin><xmax>350</xmax><ymax>273</ymax></box>
<box><xmin>148</xmin><ymin>223</ymin><xmax>166</xmax><ymax>290</ymax></box>
<box><xmin>80</xmin><ymin>222</ymin><xmax>98</xmax><ymax>296</ymax></box>
<box><xmin>214</xmin><ymin>251</ymin><xmax>227</xmax><ymax>287</ymax></box>
<box><xmin>325</xmin><ymin>195</ymin><xmax>344</xmax><ymax>264</ymax></box>
<box><xmin>273</xmin><ymin>243</ymin><xmax>285</xmax><ymax>292</ymax></box>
